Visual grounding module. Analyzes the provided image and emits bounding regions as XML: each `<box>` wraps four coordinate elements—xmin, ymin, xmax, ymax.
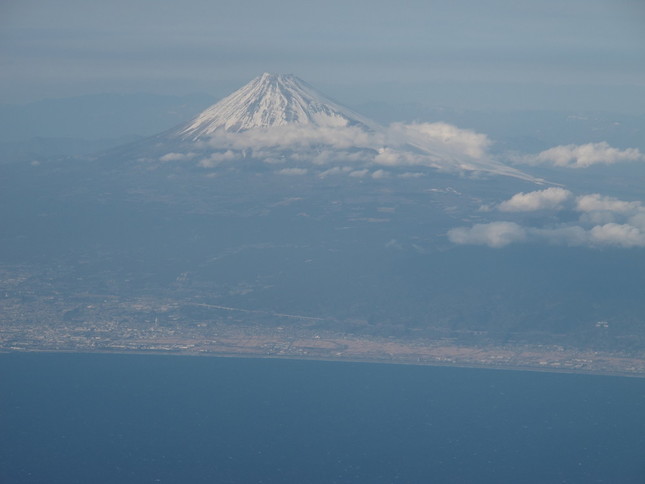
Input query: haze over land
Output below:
<box><xmin>1</xmin><ymin>71</ymin><xmax>644</xmax><ymax>375</ymax></box>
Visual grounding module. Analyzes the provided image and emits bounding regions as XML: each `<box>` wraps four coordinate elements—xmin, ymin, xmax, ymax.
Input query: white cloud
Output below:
<box><xmin>589</xmin><ymin>223</ymin><xmax>645</xmax><ymax>248</ymax></box>
<box><xmin>388</xmin><ymin>122</ymin><xmax>491</xmax><ymax>158</ymax></box>
<box><xmin>498</xmin><ymin>187</ymin><xmax>571</xmax><ymax>212</ymax></box>
<box><xmin>450</xmin><ymin>193</ymin><xmax>645</xmax><ymax>249</ymax></box>
<box><xmin>447</xmin><ymin>222</ymin><xmax>527</xmax><ymax>248</ymax></box>
<box><xmin>373</xmin><ymin>147</ymin><xmax>428</xmax><ymax>167</ymax></box>
<box><xmin>277</xmin><ymin>167</ymin><xmax>308</xmax><ymax>176</ymax></box>
<box><xmin>523</xmin><ymin>142</ymin><xmax>644</xmax><ymax>168</ymax></box>
<box><xmin>578</xmin><ymin>210</ymin><xmax>617</xmax><ymax>225</ymax></box>
<box><xmin>318</xmin><ymin>166</ymin><xmax>351</xmax><ymax>178</ymax></box>
<box><xmin>371</xmin><ymin>169</ymin><xmax>388</xmax><ymax>179</ymax></box>
<box><xmin>349</xmin><ymin>169</ymin><xmax>369</xmax><ymax>178</ymax></box>
<box><xmin>575</xmin><ymin>194</ymin><xmax>642</xmax><ymax>213</ymax></box>
<box><xmin>185</xmin><ymin>121</ymin><xmax>533</xmax><ymax>180</ymax></box>
<box><xmin>385</xmin><ymin>239</ymin><xmax>403</xmax><ymax>250</ymax></box>
<box><xmin>204</xmin><ymin>125</ymin><xmax>378</xmax><ymax>152</ymax></box>
<box><xmin>629</xmin><ymin>212</ymin><xmax>645</xmax><ymax>229</ymax></box>
<box><xmin>450</xmin><ymin>222</ymin><xmax>645</xmax><ymax>249</ymax></box>
<box><xmin>398</xmin><ymin>172</ymin><xmax>424</xmax><ymax>178</ymax></box>
<box><xmin>197</xmin><ymin>150</ymin><xmax>238</xmax><ymax>167</ymax></box>
<box><xmin>160</xmin><ymin>152</ymin><xmax>196</xmax><ymax>162</ymax></box>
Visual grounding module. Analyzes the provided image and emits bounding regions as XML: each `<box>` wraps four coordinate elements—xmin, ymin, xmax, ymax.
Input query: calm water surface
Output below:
<box><xmin>1</xmin><ymin>353</ymin><xmax>644</xmax><ymax>483</ymax></box>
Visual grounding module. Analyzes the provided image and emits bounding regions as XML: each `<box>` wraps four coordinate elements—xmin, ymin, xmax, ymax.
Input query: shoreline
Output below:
<box><xmin>3</xmin><ymin>345</ymin><xmax>644</xmax><ymax>379</ymax></box>
<box><xmin>3</xmin><ymin>318</ymin><xmax>644</xmax><ymax>379</ymax></box>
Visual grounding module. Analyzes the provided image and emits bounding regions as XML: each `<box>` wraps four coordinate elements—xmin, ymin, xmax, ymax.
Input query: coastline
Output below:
<box><xmin>3</xmin><ymin>327</ymin><xmax>644</xmax><ymax>378</ymax></box>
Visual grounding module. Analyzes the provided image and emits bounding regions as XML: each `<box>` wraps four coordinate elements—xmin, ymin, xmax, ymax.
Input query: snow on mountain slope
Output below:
<box><xmin>174</xmin><ymin>73</ymin><xmax>381</xmax><ymax>140</ymax></box>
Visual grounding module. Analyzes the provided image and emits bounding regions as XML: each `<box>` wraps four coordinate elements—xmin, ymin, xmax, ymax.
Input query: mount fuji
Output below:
<box><xmin>124</xmin><ymin>73</ymin><xmax>537</xmax><ymax>181</ymax></box>
<box><xmin>173</xmin><ymin>73</ymin><xmax>381</xmax><ymax>138</ymax></box>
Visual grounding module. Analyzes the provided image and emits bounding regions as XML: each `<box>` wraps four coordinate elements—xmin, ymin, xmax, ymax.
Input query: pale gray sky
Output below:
<box><xmin>1</xmin><ymin>0</ymin><xmax>644</xmax><ymax>110</ymax></box>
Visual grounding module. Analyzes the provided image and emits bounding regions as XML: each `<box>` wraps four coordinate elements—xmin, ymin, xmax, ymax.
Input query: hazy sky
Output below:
<box><xmin>1</xmin><ymin>0</ymin><xmax>644</xmax><ymax>110</ymax></box>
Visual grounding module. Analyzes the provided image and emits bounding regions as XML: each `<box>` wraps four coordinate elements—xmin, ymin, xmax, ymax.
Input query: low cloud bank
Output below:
<box><xmin>202</xmin><ymin>125</ymin><xmax>378</xmax><ymax>152</ymax></box>
<box><xmin>576</xmin><ymin>193</ymin><xmax>642</xmax><ymax>213</ymax></box>
<box><xmin>158</xmin><ymin>121</ymin><xmax>534</xmax><ymax>179</ymax></box>
<box><xmin>450</xmin><ymin>192</ymin><xmax>645</xmax><ymax>249</ymax></box>
<box><xmin>448</xmin><ymin>222</ymin><xmax>527</xmax><ymax>248</ymax></box>
<box><xmin>161</xmin><ymin>122</ymin><xmax>643</xmax><ymax>180</ymax></box>
<box><xmin>518</xmin><ymin>142</ymin><xmax>644</xmax><ymax>168</ymax></box>
<box><xmin>498</xmin><ymin>187</ymin><xmax>571</xmax><ymax>212</ymax></box>
<box><xmin>277</xmin><ymin>167</ymin><xmax>308</xmax><ymax>176</ymax></box>
<box><xmin>195</xmin><ymin>122</ymin><xmax>492</xmax><ymax>163</ymax></box>
<box><xmin>159</xmin><ymin>152</ymin><xmax>196</xmax><ymax>162</ymax></box>
<box><xmin>386</xmin><ymin>122</ymin><xmax>491</xmax><ymax>159</ymax></box>
<box><xmin>157</xmin><ymin>120</ymin><xmax>645</xmax><ymax>182</ymax></box>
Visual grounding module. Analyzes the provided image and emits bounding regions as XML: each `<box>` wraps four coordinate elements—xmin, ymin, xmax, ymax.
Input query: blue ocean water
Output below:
<box><xmin>1</xmin><ymin>353</ymin><xmax>644</xmax><ymax>484</ymax></box>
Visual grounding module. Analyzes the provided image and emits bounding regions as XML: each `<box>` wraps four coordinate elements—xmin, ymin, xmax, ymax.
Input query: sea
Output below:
<box><xmin>1</xmin><ymin>352</ymin><xmax>644</xmax><ymax>484</ymax></box>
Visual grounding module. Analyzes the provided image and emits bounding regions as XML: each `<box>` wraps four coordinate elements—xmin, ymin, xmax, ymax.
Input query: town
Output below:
<box><xmin>2</xmin><ymin>280</ymin><xmax>643</xmax><ymax>377</ymax></box>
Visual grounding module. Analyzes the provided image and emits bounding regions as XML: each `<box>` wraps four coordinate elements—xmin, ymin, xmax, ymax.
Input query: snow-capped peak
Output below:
<box><xmin>175</xmin><ymin>73</ymin><xmax>381</xmax><ymax>140</ymax></box>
